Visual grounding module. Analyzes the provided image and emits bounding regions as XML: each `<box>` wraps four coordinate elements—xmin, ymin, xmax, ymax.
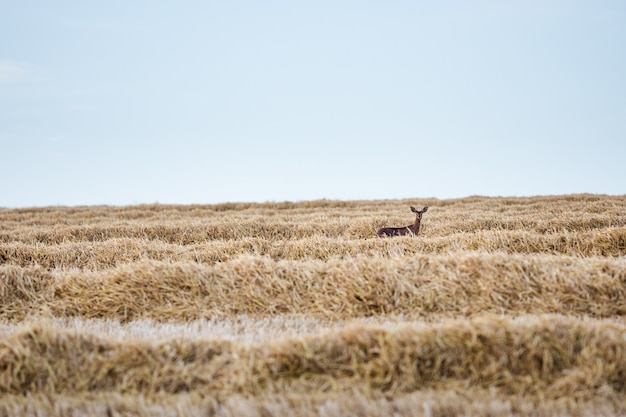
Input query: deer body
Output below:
<box><xmin>377</xmin><ymin>206</ymin><xmax>428</xmax><ymax>238</ymax></box>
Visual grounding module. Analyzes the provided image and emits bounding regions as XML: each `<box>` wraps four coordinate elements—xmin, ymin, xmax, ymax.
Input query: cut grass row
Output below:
<box><xmin>2</xmin><ymin>227</ymin><xmax>625</xmax><ymax>271</ymax></box>
<box><xmin>2</xmin><ymin>253</ymin><xmax>625</xmax><ymax>322</ymax></box>
<box><xmin>2</xmin><ymin>195</ymin><xmax>625</xmax><ymax>245</ymax></box>
<box><xmin>1</xmin><ymin>390</ymin><xmax>622</xmax><ymax>417</ymax></box>
<box><xmin>1</xmin><ymin>316</ymin><xmax>625</xmax><ymax>400</ymax></box>
<box><xmin>2</xmin><ymin>211</ymin><xmax>625</xmax><ymax>244</ymax></box>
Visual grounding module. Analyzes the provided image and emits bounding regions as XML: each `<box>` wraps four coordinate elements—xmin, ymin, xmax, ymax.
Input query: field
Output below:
<box><xmin>1</xmin><ymin>194</ymin><xmax>626</xmax><ymax>416</ymax></box>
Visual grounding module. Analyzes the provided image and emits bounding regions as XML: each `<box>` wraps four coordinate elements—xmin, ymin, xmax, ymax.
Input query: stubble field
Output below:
<box><xmin>1</xmin><ymin>194</ymin><xmax>626</xmax><ymax>416</ymax></box>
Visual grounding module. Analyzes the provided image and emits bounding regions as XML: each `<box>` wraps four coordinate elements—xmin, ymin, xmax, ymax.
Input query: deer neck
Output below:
<box><xmin>409</xmin><ymin>217</ymin><xmax>421</xmax><ymax>235</ymax></box>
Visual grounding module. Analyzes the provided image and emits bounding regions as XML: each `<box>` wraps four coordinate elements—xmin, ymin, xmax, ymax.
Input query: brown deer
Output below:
<box><xmin>377</xmin><ymin>206</ymin><xmax>428</xmax><ymax>237</ymax></box>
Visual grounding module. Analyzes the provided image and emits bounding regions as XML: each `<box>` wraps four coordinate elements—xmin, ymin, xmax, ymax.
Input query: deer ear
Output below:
<box><xmin>410</xmin><ymin>206</ymin><xmax>418</xmax><ymax>213</ymax></box>
<box><xmin>422</xmin><ymin>206</ymin><xmax>428</xmax><ymax>212</ymax></box>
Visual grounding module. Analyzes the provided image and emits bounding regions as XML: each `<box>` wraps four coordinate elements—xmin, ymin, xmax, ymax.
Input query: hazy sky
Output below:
<box><xmin>1</xmin><ymin>1</ymin><xmax>625</xmax><ymax>207</ymax></box>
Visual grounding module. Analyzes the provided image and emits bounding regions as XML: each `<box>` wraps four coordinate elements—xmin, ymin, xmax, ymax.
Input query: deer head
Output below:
<box><xmin>410</xmin><ymin>206</ymin><xmax>428</xmax><ymax>220</ymax></box>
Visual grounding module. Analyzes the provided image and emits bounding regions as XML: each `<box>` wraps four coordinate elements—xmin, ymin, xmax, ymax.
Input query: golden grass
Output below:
<box><xmin>1</xmin><ymin>194</ymin><xmax>626</xmax><ymax>416</ymax></box>
<box><xmin>1</xmin><ymin>316</ymin><xmax>626</xmax><ymax>416</ymax></box>
<box><xmin>2</xmin><ymin>253</ymin><xmax>625</xmax><ymax>322</ymax></box>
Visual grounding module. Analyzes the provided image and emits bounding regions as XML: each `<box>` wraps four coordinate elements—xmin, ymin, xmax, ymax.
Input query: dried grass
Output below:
<box><xmin>2</xmin><ymin>253</ymin><xmax>625</xmax><ymax>322</ymax></box>
<box><xmin>1</xmin><ymin>316</ymin><xmax>626</xmax><ymax>415</ymax></box>
<box><xmin>1</xmin><ymin>194</ymin><xmax>626</xmax><ymax>415</ymax></box>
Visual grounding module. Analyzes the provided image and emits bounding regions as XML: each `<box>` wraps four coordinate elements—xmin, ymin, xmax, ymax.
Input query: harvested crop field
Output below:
<box><xmin>1</xmin><ymin>194</ymin><xmax>626</xmax><ymax>416</ymax></box>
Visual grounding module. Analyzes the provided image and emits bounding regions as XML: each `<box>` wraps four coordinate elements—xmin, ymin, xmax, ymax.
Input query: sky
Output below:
<box><xmin>1</xmin><ymin>1</ymin><xmax>625</xmax><ymax>207</ymax></box>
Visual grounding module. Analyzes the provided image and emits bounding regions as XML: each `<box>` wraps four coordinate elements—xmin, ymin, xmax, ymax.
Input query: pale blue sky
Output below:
<box><xmin>1</xmin><ymin>1</ymin><xmax>625</xmax><ymax>207</ymax></box>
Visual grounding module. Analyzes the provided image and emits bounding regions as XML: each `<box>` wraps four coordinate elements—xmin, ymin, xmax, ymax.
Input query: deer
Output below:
<box><xmin>377</xmin><ymin>206</ymin><xmax>428</xmax><ymax>238</ymax></box>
